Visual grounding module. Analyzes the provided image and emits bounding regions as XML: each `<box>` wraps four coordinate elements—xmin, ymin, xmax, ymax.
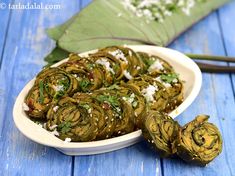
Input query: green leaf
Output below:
<box><xmin>57</xmin><ymin>121</ymin><xmax>72</xmax><ymax>134</ymax></box>
<box><xmin>44</xmin><ymin>46</ymin><xmax>70</xmax><ymax>65</ymax></box>
<box><xmin>46</xmin><ymin>0</ymin><xmax>229</xmax><ymax>55</ymax></box>
<box><xmin>39</xmin><ymin>81</ymin><xmax>44</xmax><ymax>104</ymax></box>
<box><xmin>46</xmin><ymin>14</ymin><xmax>78</xmax><ymax>41</ymax></box>
<box><xmin>54</xmin><ymin>90</ymin><xmax>65</xmax><ymax>100</ymax></box>
<box><xmin>58</xmin><ymin>78</ymin><xmax>70</xmax><ymax>91</ymax></box>
<box><xmin>79</xmin><ymin>79</ymin><xmax>91</xmax><ymax>92</ymax></box>
<box><xmin>44</xmin><ymin>0</ymin><xmax>229</xmax><ymax>64</ymax></box>
<box><xmin>146</xmin><ymin>59</ymin><xmax>155</xmax><ymax>67</ymax></box>
<box><xmin>160</xmin><ymin>73</ymin><xmax>179</xmax><ymax>84</ymax></box>
<box><xmin>79</xmin><ymin>103</ymin><xmax>90</xmax><ymax>110</ymax></box>
<box><xmin>96</xmin><ymin>95</ymin><xmax>120</xmax><ymax>107</ymax></box>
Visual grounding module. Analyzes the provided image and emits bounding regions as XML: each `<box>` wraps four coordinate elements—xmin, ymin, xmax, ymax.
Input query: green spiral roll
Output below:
<box><xmin>128</xmin><ymin>75</ymin><xmax>171</xmax><ymax>112</ymax></box>
<box><xmin>116</xmin><ymin>83</ymin><xmax>147</xmax><ymax>129</ymax></box>
<box><xmin>142</xmin><ymin>111</ymin><xmax>180</xmax><ymax>157</ymax></box>
<box><xmin>176</xmin><ymin>115</ymin><xmax>223</xmax><ymax>166</ymax></box>
<box><xmin>136</xmin><ymin>52</ymin><xmax>174</xmax><ymax>76</ymax></box>
<box><xmin>46</xmin><ymin>97</ymin><xmax>99</xmax><ymax>142</ymax></box>
<box><xmin>99</xmin><ymin>46</ymin><xmax>147</xmax><ymax>77</ymax></box>
<box><xmin>24</xmin><ymin>85</ymin><xmax>51</xmax><ymax>119</ymax></box>
<box><xmin>113</xmin><ymin>99</ymin><xmax>135</xmax><ymax>136</ymax></box>
<box><xmin>35</xmin><ymin>67</ymin><xmax>78</xmax><ymax>98</ymax></box>
<box><xmin>92</xmin><ymin>89</ymin><xmax>135</xmax><ymax>137</ymax></box>
<box><xmin>153</xmin><ymin>73</ymin><xmax>184</xmax><ymax>112</ymax></box>
<box><xmin>59</xmin><ymin>54</ymin><xmax>104</xmax><ymax>92</ymax></box>
<box><xmin>89</xmin><ymin>51</ymin><xmax>123</xmax><ymax>83</ymax></box>
<box><xmin>73</xmin><ymin>92</ymin><xmax>116</xmax><ymax>140</ymax></box>
<box><xmin>73</xmin><ymin>91</ymin><xmax>119</xmax><ymax>139</ymax></box>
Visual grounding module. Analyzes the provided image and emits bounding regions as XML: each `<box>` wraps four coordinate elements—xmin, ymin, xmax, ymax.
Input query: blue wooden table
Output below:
<box><xmin>0</xmin><ymin>0</ymin><xmax>235</xmax><ymax>175</ymax></box>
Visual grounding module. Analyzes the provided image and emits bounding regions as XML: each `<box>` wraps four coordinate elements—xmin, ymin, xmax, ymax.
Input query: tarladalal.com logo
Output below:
<box><xmin>0</xmin><ymin>2</ymin><xmax>61</xmax><ymax>10</ymax></box>
<box><xmin>0</xmin><ymin>1</ymin><xmax>6</xmax><ymax>9</ymax></box>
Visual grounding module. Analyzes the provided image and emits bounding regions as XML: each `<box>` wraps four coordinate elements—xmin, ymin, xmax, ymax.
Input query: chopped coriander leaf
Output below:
<box><xmin>87</xmin><ymin>63</ymin><xmax>94</xmax><ymax>69</ymax></box>
<box><xmin>146</xmin><ymin>59</ymin><xmax>155</xmax><ymax>67</ymax></box>
<box><xmin>44</xmin><ymin>83</ymin><xmax>49</xmax><ymax>93</ymax></box>
<box><xmin>79</xmin><ymin>79</ymin><xmax>91</xmax><ymax>92</ymax></box>
<box><xmin>54</xmin><ymin>90</ymin><xmax>65</xmax><ymax>100</ymax></box>
<box><xmin>79</xmin><ymin>103</ymin><xmax>90</xmax><ymax>110</ymax></box>
<box><xmin>113</xmin><ymin>63</ymin><xmax>119</xmax><ymax>72</ymax></box>
<box><xmin>52</xmin><ymin>79</ymin><xmax>69</xmax><ymax>100</ymax></box>
<box><xmin>96</xmin><ymin>95</ymin><xmax>120</xmax><ymax>107</ymax></box>
<box><xmin>39</xmin><ymin>81</ymin><xmax>44</xmax><ymax>104</ymax></box>
<box><xmin>58</xmin><ymin>78</ymin><xmax>70</xmax><ymax>91</ymax></box>
<box><xmin>123</xmin><ymin>95</ymin><xmax>138</xmax><ymax>108</ymax></box>
<box><xmin>57</xmin><ymin>121</ymin><xmax>72</xmax><ymax>134</ymax></box>
<box><xmin>160</xmin><ymin>73</ymin><xmax>179</xmax><ymax>84</ymax></box>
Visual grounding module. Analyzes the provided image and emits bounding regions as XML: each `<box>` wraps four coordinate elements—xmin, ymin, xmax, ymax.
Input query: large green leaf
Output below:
<box><xmin>46</xmin><ymin>15</ymin><xmax>78</xmax><ymax>41</ymax></box>
<box><xmin>44</xmin><ymin>46</ymin><xmax>70</xmax><ymax>65</ymax></box>
<box><xmin>46</xmin><ymin>0</ymin><xmax>229</xmax><ymax>63</ymax></box>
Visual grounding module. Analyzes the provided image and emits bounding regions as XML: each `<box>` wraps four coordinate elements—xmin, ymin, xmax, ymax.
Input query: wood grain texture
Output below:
<box><xmin>0</xmin><ymin>0</ymin><xmax>81</xmax><ymax>175</ymax></box>
<box><xmin>218</xmin><ymin>1</ymin><xmax>235</xmax><ymax>56</ymax></box>
<box><xmin>0</xmin><ymin>0</ymin><xmax>12</xmax><ymax>68</ymax></box>
<box><xmin>217</xmin><ymin>2</ymin><xmax>235</xmax><ymax>175</ymax></box>
<box><xmin>74</xmin><ymin>142</ymin><xmax>162</xmax><ymax>176</ymax></box>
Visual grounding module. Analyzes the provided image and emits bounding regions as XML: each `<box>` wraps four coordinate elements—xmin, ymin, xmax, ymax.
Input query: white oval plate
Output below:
<box><xmin>13</xmin><ymin>45</ymin><xmax>202</xmax><ymax>155</ymax></box>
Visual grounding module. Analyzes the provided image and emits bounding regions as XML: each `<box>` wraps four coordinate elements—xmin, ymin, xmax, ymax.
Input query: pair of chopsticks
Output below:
<box><xmin>186</xmin><ymin>54</ymin><xmax>235</xmax><ymax>73</ymax></box>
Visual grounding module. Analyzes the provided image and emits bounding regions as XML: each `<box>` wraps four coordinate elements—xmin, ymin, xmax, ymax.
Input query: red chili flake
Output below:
<box><xmin>74</xmin><ymin>60</ymin><xmax>85</xmax><ymax>65</ymax></box>
<box><xmin>102</xmin><ymin>103</ymin><xmax>110</xmax><ymax>110</ymax></box>
<box><xmin>88</xmin><ymin>72</ymin><xmax>94</xmax><ymax>79</ymax></box>
<box><xmin>65</xmin><ymin>61</ymin><xmax>74</xmax><ymax>65</ymax></box>
<box><xmin>27</xmin><ymin>99</ymin><xmax>34</xmax><ymax>112</ymax></box>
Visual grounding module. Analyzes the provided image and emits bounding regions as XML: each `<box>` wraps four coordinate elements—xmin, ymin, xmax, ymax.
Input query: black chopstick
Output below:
<box><xmin>195</xmin><ymin>62</ymin><xmax>235</xmax><ymax>73</ymax></box>
<box><xmin>185</xmin><ymin>53</ymin><xmax>235</xmax><ymax>73</ymax></box>
<box><xmin>186</xmin><ymin>54</ymin><xmax>235</xmax><ymax>63</ymax></box>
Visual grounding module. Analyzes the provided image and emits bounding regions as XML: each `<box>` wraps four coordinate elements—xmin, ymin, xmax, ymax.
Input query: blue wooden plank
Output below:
<box><xmin>74</xmin><ymin>142</ymin><xmax>162</xmax><ymax>176</ymax></box>
<box><xmin>0</xmin><ymin>0</ymin><xmax>81</xmax><ymax>175</ymax></box>
<box><xmin>218</xmin><ymin>1</ymin><xmax>235</xmax><ymax>56</ymax></box>
<box><xmin>162</xmin><ymin>10</ymin><xmax>235</xmax><ymax>176</ymax></box>
<box><xmin>0</xmin><ymin>0</ymin><xmax>12</xmax><ymax>68</ymax></box>
<box><xmin>216</xmin><ymin>3</ymin><xmax>235</xmax><ymax>175</ymax></box>
<box><xmin>218</xmin><ymin>0</ymin><xmax>235</xmax><ymax>86</ymax></box>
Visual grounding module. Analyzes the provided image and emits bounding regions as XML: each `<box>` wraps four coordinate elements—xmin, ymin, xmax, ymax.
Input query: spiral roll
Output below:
<box><xmin>46</xmin><ymin>97</ymin><xmax>99</xmax><ymax>141</ymax></box>
<box><xmin>24</xmin><ymin>85</ymin><xmax>51</xmax><ymax>118</ymax></box>
<box><xmin>176</xmin><ymin>115</ymin><xmax>223</xmax><ymax>166</ymax></box>
<box><xmin>142</xmin><ymin>111</ymin><xmax>180</xmax><ymax>157</ymax></box>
